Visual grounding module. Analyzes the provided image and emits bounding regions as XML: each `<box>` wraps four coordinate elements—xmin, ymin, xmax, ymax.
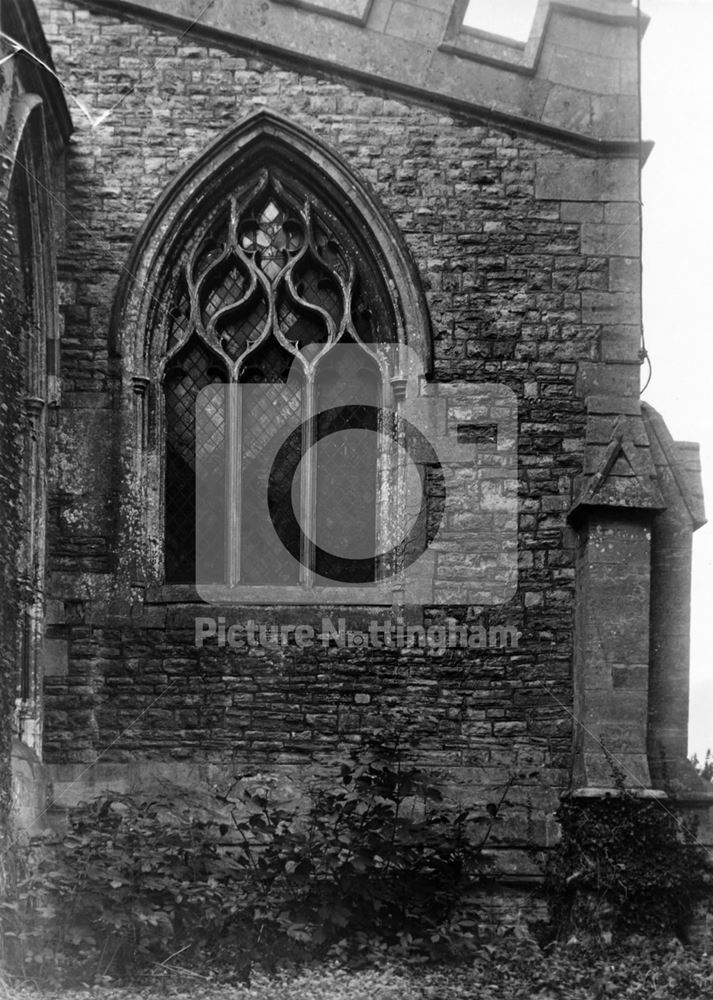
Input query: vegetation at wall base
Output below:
<box><xmin>0</xmin><ymin>754</ymin><xmax>505</xmax><ymax>985</ymax></box>
<box><xmin>1</xmin><ymin>750</ymin><xmax>711</xmax><ymax>989</ymax></box>
<box><xmin>543</xmin><ymin>771</ymin><xmax>713</xmax><ymax>941</ymax></box>
<box><xmin>691</xmin><ymin>749</ymin><xmax>713</xmax><ymax>783</ymax></box>
<box><xmin>3</xmin><ymin>936</ymin><xmax>713</xmax><ymax>1000</ymax></box>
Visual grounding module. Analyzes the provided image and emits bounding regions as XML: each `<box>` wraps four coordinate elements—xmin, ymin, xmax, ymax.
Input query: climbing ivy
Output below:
<box><xmin>0</xmin><ymin>193</ymin><xmax>26</xmax><ymax>840</ymax></box>
<box><xmin>544</xmin><ymin>785</ymin><xmax>712</xmax><ymax>940</ymax></box>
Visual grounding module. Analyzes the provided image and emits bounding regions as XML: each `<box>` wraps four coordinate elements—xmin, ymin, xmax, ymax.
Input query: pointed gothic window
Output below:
<box><xmin>161</xmin><ymin>168</ymin><xmax>394</xmax><ymax>588</ymax></box>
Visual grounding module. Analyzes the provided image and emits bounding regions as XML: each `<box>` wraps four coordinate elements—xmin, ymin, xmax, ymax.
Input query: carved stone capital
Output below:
<box><xmin>390</xmin><ymin>374</ymin><xmax>408</xmax><ymax>402</ymax></box>
<box><xmin>24</xmin><ymin>396</ymin><xmax>45</xmax><ymax>415</ymax></box>
<box><xmin>131</xmin><ymin>375</ymin><xmax>150</xmax><ymax>397</ymax></box>
<box><xmin>24</xmin><ymin>397</ymin><xmax>44</xmax><ymax>436</ymax></box>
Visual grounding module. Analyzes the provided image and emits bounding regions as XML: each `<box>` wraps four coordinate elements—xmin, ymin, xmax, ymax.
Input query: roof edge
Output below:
<box><xmin>65</xmin><ymin>0</ymin><xmax>645</xmax><ymax>156</ymax></box>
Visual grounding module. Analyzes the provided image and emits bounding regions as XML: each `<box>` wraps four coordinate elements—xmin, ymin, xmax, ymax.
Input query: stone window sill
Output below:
<box><xmin>144</xmin><ymin>583</ymin><xmax>397</xmax><ymax>607</ymax></box>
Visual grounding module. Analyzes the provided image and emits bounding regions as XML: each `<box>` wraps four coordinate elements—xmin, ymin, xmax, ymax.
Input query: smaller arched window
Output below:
<box><xmin>159</xmin><ymin>167</ymin><xmax>396</xmax><ymax>591</ymax></box>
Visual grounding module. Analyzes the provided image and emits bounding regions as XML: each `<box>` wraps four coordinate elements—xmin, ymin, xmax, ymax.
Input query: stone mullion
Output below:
<box><xmin>388</xmin><ymin>367</ymin><xmax>408</xmax><ymax>602</ymax></box>
<box><xmin>300</xmin><ymin>375</ymin><xmax>317</xmax><ymax>587</ymax></box>
<box><xmin>228</xmin><ymin>383</ymin><xmax>241</xmax><ymax>587</ymax></box>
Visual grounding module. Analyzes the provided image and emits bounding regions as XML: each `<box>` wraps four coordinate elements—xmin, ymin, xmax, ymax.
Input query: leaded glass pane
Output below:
<box><xmin>314</xmin><ymin>353</ymin><xmax>379</xmax><ymax>583</ymax></box>
<box><xmin>239</xmin><ymin>199</ymin><xmax>303</xmax><ymax>280</ymax></box>
<box><xmin>240</xmin><ymin>339</ymin><xmax>302</xmax><ymax>584</ymax></box>
<box><xmin>163</xmin><ymin>168</ymin><xmax>393</xmax><ymax>586</ymax></box>
<box><xmin>164</xmin><ymin>336</ymin><xmax>227</xmax><ymax>583</ymax></box>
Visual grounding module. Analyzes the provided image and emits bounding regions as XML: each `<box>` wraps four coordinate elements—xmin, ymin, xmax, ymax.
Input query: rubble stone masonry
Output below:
<box><xmin>21</xmin><ymin>0</ymin><xmax>709</xmax><ymax>871</ymax></box>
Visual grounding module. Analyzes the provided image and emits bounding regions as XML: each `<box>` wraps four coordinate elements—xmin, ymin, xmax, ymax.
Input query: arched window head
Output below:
<box><xmin>114</xmin><ymin>113</ymin><xmax>432</xmax><ymax>598</ymax></box>
<box><xmin>159</xmin><ymin>166</ymin><xmax>394</xmax><ymax>371</ymax></box>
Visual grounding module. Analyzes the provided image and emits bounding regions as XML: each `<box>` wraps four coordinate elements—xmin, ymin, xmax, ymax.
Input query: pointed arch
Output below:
<box><xmin>111</xmin><ymin>110</ymin><xmax>432</xmax><ymax>373</ymax></box>
<box><xmin>114</xmin><ymin>112</ymin><xmax>433</xmax><ymax>597</ymax></box>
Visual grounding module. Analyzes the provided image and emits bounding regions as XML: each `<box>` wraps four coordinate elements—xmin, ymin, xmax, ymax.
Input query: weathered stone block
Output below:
<box><xmin>42</xmin><ymin>639</ymin><xmax>69</xmax><ymax>678</ymax></box>
<box><xmin>535</xmin><ymin>157</ymin><xmax>639</xmax><ymax>203</ymax></box>
<box><xmin>581</xmin><ymin>221</ymin><xmax>639</xmax><ymax>256</ymax></box>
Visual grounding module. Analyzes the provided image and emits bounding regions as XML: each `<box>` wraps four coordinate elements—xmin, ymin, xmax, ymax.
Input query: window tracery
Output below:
<box><xmin>162</xmin><ymin>167</ymin><xmax>392</xmax><ymax>586</ymax></box>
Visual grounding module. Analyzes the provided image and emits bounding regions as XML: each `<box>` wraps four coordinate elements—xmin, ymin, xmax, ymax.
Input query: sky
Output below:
<box><xmin>638</xmin><ymin>0</ymin><xmax>713</xmax><ymax>761</ymax></box>
<box><xmin>464</xmin><ymin>0</ymin><xmax>713</xmax><ymax>760</ymax></box>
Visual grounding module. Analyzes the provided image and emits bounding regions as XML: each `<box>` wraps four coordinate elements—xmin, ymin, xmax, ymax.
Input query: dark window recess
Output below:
<box><xmin>240</xmin><ymin>338</ymin><xmax>302</xmax><ymax>585</ymax></box>
<box><xmin>164</xmin><ymin>336</ymin><xmax>227</xmax><ymax>583</ymax></box>
<box><xmin>314</xmin><ymin>357</ymin><xmax>379</xmax><ymax>583</ymax></box>
<box><xmin>161</xmin><ymin>169</ymin><xmax>393</xmax><ymax>586</ymax></box>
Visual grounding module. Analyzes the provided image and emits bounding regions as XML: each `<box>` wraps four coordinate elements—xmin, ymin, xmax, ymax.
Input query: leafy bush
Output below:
<box><xmin>691</xmin><ymin>749</ymin><xmax>713</xmax><ymax>782</ymax></box>
<box><xmin>0</xmin><ymin>795</ymin><xmax>239</xmax><ymax>982</ymax></box>
<box><xmin>218</xmin><ymin>758</ymin><xmax>495</xmax><ymax>966</ymax></box>
<box><xmin>0</xmin><ymin>757</ymin><xmax>500</xmax><ymax>984</ymax></box>
<box><xmin>544</xmin><ymin>784</ymin><xmax>712</xmax><ymax>940</ymax></box>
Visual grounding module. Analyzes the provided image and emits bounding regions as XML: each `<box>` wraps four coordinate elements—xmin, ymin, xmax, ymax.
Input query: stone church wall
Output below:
<box><xmin>30</xmin><ymin>0</ymin><xmax>696</xmax><ymax>875</ymax></box>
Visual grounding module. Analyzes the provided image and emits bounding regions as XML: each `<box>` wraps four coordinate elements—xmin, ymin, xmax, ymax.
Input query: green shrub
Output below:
<box><xmin>0</xmin><ymin>794</ymin><xmax>238</xmax><ymax>981</ymax></box>
<box><xmin>544</xmin><ymin>786</ymin><xmax>712</xmax><ymax>940</ymax></box>
<box><xmin>219</xmin><ymin>758</ymin><xmax>492</xmax><ymax>966</ymax></box>
<box><xmin>691</xmin><ymin>749</ymin><xmax>713</xmax><ymax>783</ymax></box>
<box><xmin>0</xmin><ymin>756</ymin><xmax>500</xmax><ymax>984</ymax></box>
